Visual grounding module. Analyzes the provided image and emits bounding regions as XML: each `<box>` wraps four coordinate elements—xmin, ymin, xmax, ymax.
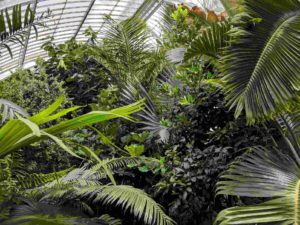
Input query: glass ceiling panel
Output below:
<box><xmin>0</xmin><ymin>0</ymin><xmax>223</xmax><ymax>79</ymax></box>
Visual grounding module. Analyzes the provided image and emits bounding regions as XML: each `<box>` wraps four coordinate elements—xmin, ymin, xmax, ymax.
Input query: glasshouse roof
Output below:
<box><xmin>0</xmin><ymin>0</ymin><xmax>223</xmax><ymax>79</ymax></box>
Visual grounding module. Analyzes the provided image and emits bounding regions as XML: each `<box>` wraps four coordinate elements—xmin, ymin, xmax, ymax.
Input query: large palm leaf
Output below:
<box><xmin>25</xmin><ymin>158</ymin><xmax>175</xmax><ymax>225</ymax></box>
<box><xmin>4</xmin><ymin>198</ymin><xmax>109</xmax><ymax>225</ymax></box>
<box><xmin>215</xmin><ymin>143</ymin><xmax>300</xmax><ymax>224</ymax></box>
<box><xmin>221</xmin><ymin>0</ymin><xmax>300</xmax><ymax>124</ymax></box>
<box><xmin>33</xmin><ymin>181</ymin><xmax>174</xmax><ymax>225</ymax></box>
<box><xmin>94</xmin><ymin>15</ymin><xmax>164</xmax><ymax>85</ymax></box>
<box><xmin>184</xmin><ymin>21</ymin><xmax>231</xmax><ymax>62</ymax></box>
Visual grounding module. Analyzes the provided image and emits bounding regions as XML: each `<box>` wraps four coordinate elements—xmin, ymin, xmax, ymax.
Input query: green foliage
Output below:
<box><xmin>42</xmin><ymin>38</ymin><xmax>110</xmax><ymax>106</ymax></box>
<box><xmin>184</xmin><ymin>22</ymin><xmax>231</xmax><ymax>62</ymax></box>
<box><xmin>24</xmin><ymin>161</ymin><xmax>175</xmax><ymax>225</ymax></box>
<box><xmin>0</xmin><ymin>3</ymin><xmax>49</xmax><ymax>58</ymax></box>
<box><xmin>0</xmin><ymin>99</ymin><xmax>29</xmax><ymax>123</ymax></box>
<box><xmin>0</xmin><ymin>67</ymin><xmax>68</xmax><ymax>115</ymax></box>
<box><xmin>221</xmin><ymin>0</ymin><xmax>300</xmax><ymax>124</ymax></box>
<box><xmin>162</xmin><ymin>5</ymin><xmax>203</xmax><ymax>49</ymax></box>
<box><xmin>0</xmin><ymin>96</ymin><xmax>144</xmax><ymax>158</ymax></box>
<box><xmin>94</xmin><ymin>16</ymin><xmax>165</xmax><ymax>86</ymax></box>
<box><xmin>215</xmin><ymin>143</ymin><xmax>300</xmax><ymax>225</ymax></box>
<box><xmin>125</xmin><ymin>144</ymin><xmax>145</xmax><ymax>157</ymax></box>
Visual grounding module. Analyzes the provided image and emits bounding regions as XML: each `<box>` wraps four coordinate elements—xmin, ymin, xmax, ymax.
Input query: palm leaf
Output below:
<box><xmin>74</xmin><ymin>185</ymin><xmax>175</xmax><ymax>225</ymax></box>
<box><xmin>221</xmin><ymin>0</ymin><xmax>300</xmax><ymax>124</ymax></box>
<box><xmin>3</xmin><ymin>198</ymin><xmax>108</xmax><ymax>225</ymax></box>
<box><xmin>215</xmin><ymin>145</ymin><xmax>300</xmax><ymax>224</ymax></box>
<box><xmin>277</xmin><ymin>110</ymin><xmax>300</xmax><ymax>146</ymax></box>
<box><xmin>27</xmin><ymin>159</ymin><xmax>174</xmax><ymax>225</ymax></box>
<box><xmin>94</xmin><ymin>15</ymin><xmax>163</xmax><ymax>85</ymax></box>
<box><xmin>0</xmin><ymin>3</ymin><xmax>49</xmax><ymax>58</ymax></box>
<box><xmin>184</xmin><ymin>21</ymin><xmax>231</xmax><ymax>61</ymax></box>
<box><xmin>16</xmin><ymin>168</ymin><xmax>73</xmax><ymax>189</ymax></box>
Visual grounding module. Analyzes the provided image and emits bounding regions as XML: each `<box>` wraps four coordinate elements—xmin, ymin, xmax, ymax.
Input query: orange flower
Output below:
<box><xmin>207</xmin><ymin>10</ymin><xmax>218</xmax><ymax>22</ymax></box>
<box><xmin>192</xmin><ymin>6</ymin><xmax>206</xmax><ymax>19</ymax></box>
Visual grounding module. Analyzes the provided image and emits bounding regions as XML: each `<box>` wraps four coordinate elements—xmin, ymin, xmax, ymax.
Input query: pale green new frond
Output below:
<box><xmin>99</xmin><ymin>214</ymin><xmax>122</xmax><ymax>225</ymax></box>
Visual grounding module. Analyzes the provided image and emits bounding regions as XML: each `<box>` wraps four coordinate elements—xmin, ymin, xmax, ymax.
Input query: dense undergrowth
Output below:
<box><xmin>0</xmin><ymin>0</ymin><xmax>299</xmax><ymax>225</ymax></box>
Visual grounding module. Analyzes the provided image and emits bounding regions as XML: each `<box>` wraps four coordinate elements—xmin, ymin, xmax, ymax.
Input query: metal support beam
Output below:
<box><xmin>19</xmin><ymin>0</ymin><xmax>38</xmax><ymax>67</ymax></box>
<box><xmin>52</xmin><ymin>0</ymin><xmax>68</xmax><ymax>38</ymax></box>
<box><xmin>97</xmin><ymin>0</ymin><xmax>121</xmax><ymax>34</ymax></box>
<box><xmin>73</xmin><ymin>0</ymin><xmax>96</xmax><ymax>39</ymax></box>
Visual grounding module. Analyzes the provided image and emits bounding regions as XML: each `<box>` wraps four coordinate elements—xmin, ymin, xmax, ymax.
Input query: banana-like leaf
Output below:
<box><xmin>215</xmin><ymin>145</ymin><xmax>300</xmax><ymax>224</ymax></box>
<box><xmin>221</xmin><ymin>0</ymin><xmax>300</xmax><ymax>124</ymax></box>
<box><xmin>0</xmin><ymin>96</ymin><xmax>144</xmax><ymax>158</ymax></box>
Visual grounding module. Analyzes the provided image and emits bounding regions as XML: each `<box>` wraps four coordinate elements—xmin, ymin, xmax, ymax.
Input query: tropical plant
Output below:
<box><xmin>215</xmin><ymin>140</ymin><xmax>300</xmax><ymax>225</ymax></box>
<box><xmin>93</xmin><ymin>15</ymin><xmax>165</xmax><ymax>87</ymax></box>
<box><xmin>12</xmin><ymin>156</ymin><xmax>175</xmax><ymax>225</ymax></box>
<box><xmin>0</xmin><ymin>3</ymin><xmax>49</xmax><ymax>58</ymax></box>
<box><xmin>221</xmin><ymin>0</ymin><xmax>300</xmax><ymax>124</ymax></box>
<box><xmin>0</xmin><ymin>66</ymin><xmax>68</xmax><ymax>115</ymax></box>
<box><xmin>0</xmin><ymin>95</ymin><xmax>144</xmax><ymax>158</ymax></box>
<box><xmin>0</xmin><ymin>3</ymin><xmax>50</xmax><ymax>122</ymax></box>
<box><xmin>184</xmin><ymin>22</ymin><xmax>231</xmax><ymax>62</ymax></box>
<box><xmin>0</xmin><ymin>99</ymin><xmax>29</xmax><ymax>123</ymax></box>
<box><xmin>4</xmin><ymin>197</ymin><xmax>119</xmax><ymax>225</ymax></box>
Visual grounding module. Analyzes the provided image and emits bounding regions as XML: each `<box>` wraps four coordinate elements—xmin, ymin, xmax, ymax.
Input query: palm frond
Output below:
<box><xmin>121</xmin><ymin>81</ymin><xmax>170</xmax><ymax>142</ymax></box>
<box><xmin>184</xmin><ymin>21</ymin><xmax>231</xmax><ymax>61</ymax></box>
<box><xmin>277</xmin><ymin>110</ymin><xmax>300</xmax><ymax>146</ymax></box>
<box><xmin>82</xmin><ymin>157</ymin><xmax>143</xmax><ymax>180</ymax></box>
<box><xmin>220</xmin><ymin>0</ymin><xmax>239</xmax><ymax>17</ymax></box>
<box><xmin>0</xmin><ymin>3</ymin><xmax>50</xmax><ymax>58</ymax></box>
<box><xmin>221</xmin><ymin>0</ymin><xmax>300</xmax><ymax>124</ymax></box>
<box><xmin>26</xmin><ymin>160</ymin><xmax>174</xmax><ymax>225</ymax></box>
<box><xmin>0</xmin><ymin>99</ymin><xmax>29</xmax><ymax>124</ymax></box>
<box><xmin>94</xmin><ymin>15</ymin><xmax>164</xmax><ymax>85</ymax></box>
<box><xmin>16</xmin><ymin>168</ymin><xmax>73</xmax><ymax>189</ymax></box>
<box><xmin>99</xmin><ymin>214</ymin><xmax>122</xmax><ymax>225</ymax></box>
<box><xmin>75</xmin><ymin>185</ymin><xmax>175</xmax><ymax>225</ymax></box>
<box><xmin>3</xmin><ymin>198</ymin><xmax>108</xmax><ymax>225</ymax></box>
<box><xmin>215</xmin><ymin>145</ymin><xmax>300</xmax><ymax>224</ymax></box>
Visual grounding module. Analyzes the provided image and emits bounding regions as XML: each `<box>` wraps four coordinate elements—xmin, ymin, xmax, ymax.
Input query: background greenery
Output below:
<box><xmin>0</xmin><ymin>0</ymin><xmax>299</xmax><ymax>225</ymax></box>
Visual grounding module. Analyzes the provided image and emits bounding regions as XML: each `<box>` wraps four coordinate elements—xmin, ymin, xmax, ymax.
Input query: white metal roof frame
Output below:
<box><xmin>0</xmin><ymin>0</ymin><xmax>223</xmax><ymax>79</ymax></box>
